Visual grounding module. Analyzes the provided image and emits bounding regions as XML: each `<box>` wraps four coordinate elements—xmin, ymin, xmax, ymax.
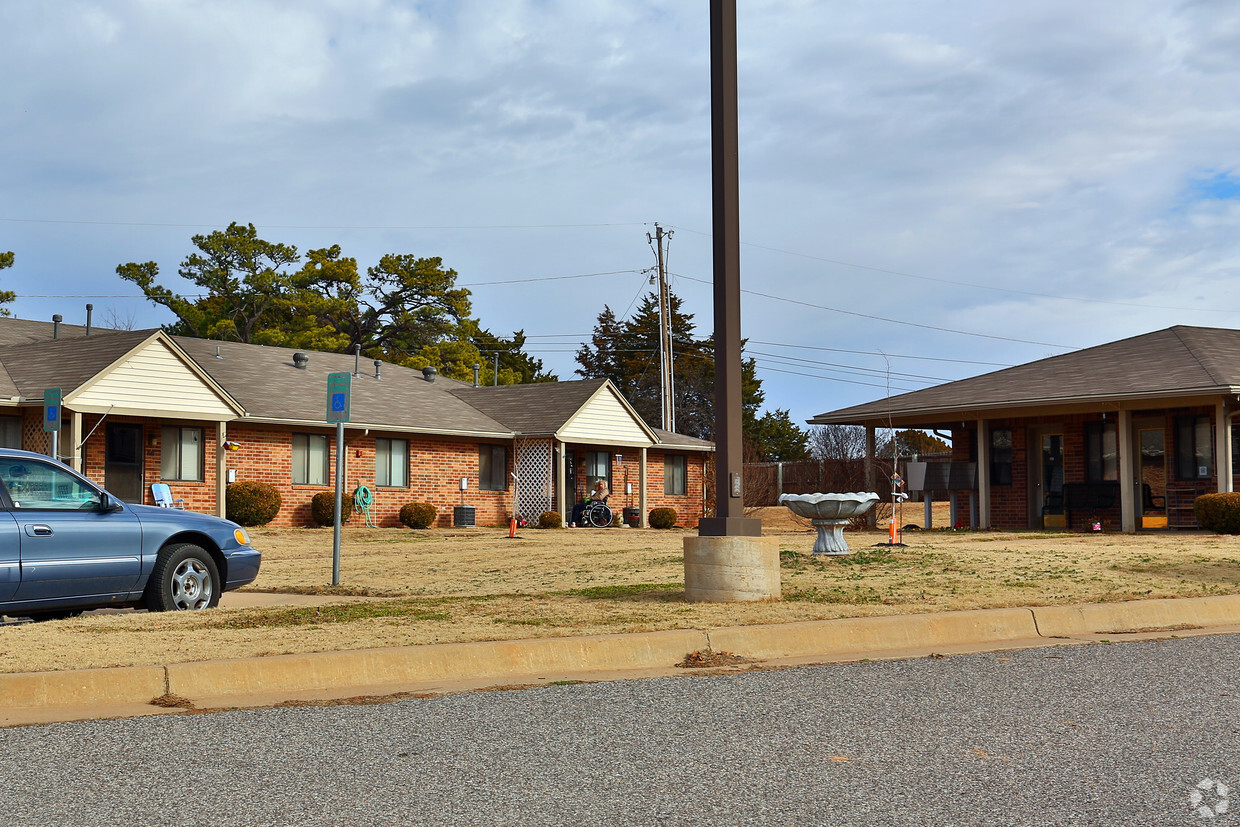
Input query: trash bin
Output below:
<box><xmin>623</xmin><ymin>507</ymin><xmax>640</xmax><ymax>528</ymax></box>
<box><xmin>453</xmin><ymin>505</ymin><xmax>476</xmax><ymax>527</ymax></box>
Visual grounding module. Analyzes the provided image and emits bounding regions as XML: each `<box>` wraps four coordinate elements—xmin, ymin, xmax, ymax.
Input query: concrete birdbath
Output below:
<box><xmin>778</xmin><ymin>492</ymin><xmax>880</xmax><ymax>555</ymax></box>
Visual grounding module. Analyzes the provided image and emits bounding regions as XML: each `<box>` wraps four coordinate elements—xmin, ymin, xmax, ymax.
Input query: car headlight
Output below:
<box><xmin>233</xmin><ymin>528</ymin><xmax>250</xmax><ymax>546</ymax></box>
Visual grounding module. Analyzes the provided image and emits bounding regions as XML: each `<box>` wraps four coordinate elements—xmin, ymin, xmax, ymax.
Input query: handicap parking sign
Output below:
<box><xmin>326</xmin><ymin>373</ymin><xmax>351</xmax><ymax>423</ymax></box>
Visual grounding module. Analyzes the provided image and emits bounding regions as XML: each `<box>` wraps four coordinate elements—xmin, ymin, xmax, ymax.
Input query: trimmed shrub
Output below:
<box><xmin>649</xmin><ymin>507</ymin><xmax>678</xmax><ymax>529</ymax></box>
<box><xmin>399</xmin><ymin>502</ymin><xmax>437</xmax><ymax>529</ymax></box>
<box><xmin>1194</xmin><ymin>493</ymin><xmax>1240</xmax><ymax>534</ymax></box>
<box><xmin>310</xmin><ymin>491</ymin><xmax>354</xmax><ymax>527</ymax></box>
<box><xmin>538</xmin><ymin>510</ymin><xmax>563</xmax><ymax>529</ymax></box>
<box><xmin>225</xmin><ymin>481</ymin><xmax>282</xmax><ymax>527</ymax></box>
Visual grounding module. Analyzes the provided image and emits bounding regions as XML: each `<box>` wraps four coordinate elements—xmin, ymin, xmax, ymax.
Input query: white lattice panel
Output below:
<box><xmin>515</xmin><ymin>438</ymin><xmax>553</xmax><ymax>520</ymax></box>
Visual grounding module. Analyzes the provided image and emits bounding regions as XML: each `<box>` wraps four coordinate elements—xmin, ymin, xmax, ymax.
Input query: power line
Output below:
<box><xmin>0</xmin><ymin>217</ymin><xmax>644</xmax><ymax>231</ymax></box>
<box><xmin>671</xmin><ymin>271</ymin><xmax>1076</xmax><ymax>349</ymax></box>
<box><xmin>666</xmin><ymin>223</ymin><xmax>1238</xmax><ymax>315</ymax></box>
<box><xmin>748</xmin><ymin>349</ymin><xmax>954</xmax><ymax>382</ymax></box>
<box><xmin>749</xmin><ymin>340</ymin><xmax>1012</xmax><ymax>367</ymax></box>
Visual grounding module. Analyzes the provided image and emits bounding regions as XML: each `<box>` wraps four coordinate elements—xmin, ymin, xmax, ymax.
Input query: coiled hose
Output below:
<box><xmin>353</xmin><ymin>484</ymin><xmax>377</xmax><ymax>527</ymax></box>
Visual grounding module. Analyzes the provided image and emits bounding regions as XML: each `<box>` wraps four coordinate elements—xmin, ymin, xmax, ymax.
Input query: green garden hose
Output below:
<box><xmin>353</xmin><ymin>484</ymin><xmax>377</xmax><ymax>527</ymax></box>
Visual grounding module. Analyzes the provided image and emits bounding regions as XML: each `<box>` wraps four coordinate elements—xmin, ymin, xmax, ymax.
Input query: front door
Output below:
<box><xmin>105</xmin><ymin>423</ymin><xmax>144</xmax><ymax>503</ymax></box>
<box><xmin>1028</xmin><ymin>428</ymin><xmax>1065</xmax><ymax>528</ymax></box>
<box><xmin>1137</xmin><ymin>426</ymin><xmax>1168</xmax><ymax>529</ymax></box>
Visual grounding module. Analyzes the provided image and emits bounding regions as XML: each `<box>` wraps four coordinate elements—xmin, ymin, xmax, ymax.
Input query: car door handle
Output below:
<box><xmin>24</xmin><ymin>524</ymin><xmax>53</xmax><ymax>537</ymax></box>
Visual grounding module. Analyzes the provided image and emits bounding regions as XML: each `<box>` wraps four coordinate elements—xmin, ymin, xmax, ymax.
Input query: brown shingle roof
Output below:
<box><xmin>172</xmin><ymin>337</ymin><xmax>513</xmax><ymax>437</ymax></box>
<box><xmin>811</xmin><ymin>325</ymin><xmax>1240</xmax><ymax>425</ymax></box>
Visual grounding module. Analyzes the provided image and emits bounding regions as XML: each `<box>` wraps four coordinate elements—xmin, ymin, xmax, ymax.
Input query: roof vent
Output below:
<box><xmin>374</xmin><ymin>359</ymin><xmax>382</xmax><ymax>381</ymax></box>
<box><xmin>293</xmin><ymin>352</ymin><xmax>309</xmax><ymax>370</ymax></box>
<box><xmin>422</xmin><ymin>366</ymin><xmax>437</xmax><ymax>383</ymax></box>
<box><xmin>472</xmin><ymin>363</ymin><xmax>481</xmax><ymax>387</ymax></box>
<box><xmin>85</xmin><ymin>304</ymin><xmax>93</xmax><ymax>336</ymax></box>
<box><xmin>52</xmin><ymin>314</ymin><xmax>62</xmax><ymax>339</ymax></box>
<box><xmin>215</xmin><ymin>346</ymin><xmax>223</xmax><ymax>359</ymax></box>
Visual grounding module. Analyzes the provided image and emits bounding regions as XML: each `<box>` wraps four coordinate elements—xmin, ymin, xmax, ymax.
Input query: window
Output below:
<box><xmin>664</xmin><ymin>455</ymin><xmax>687</xmax><ymax>495</ymax></box>
<box><xmin>375</xmin><ymin>438</ymin><xmax>408</xmax><ymax>487</ymax></box>
<box><xmin>0</xmin><ymin>417</ymin><xmax>20</xmax><ymax>449</ymax></box>
<box><xmin>1176</xmin><ymin>415</ymin><xmax>1213</xmax><ymax>480</ymax></box>
<box><xmin>161</xmin><ymin>426</ymin><xmax>203</xmax><ymax>482</ymax></box>
<box><xmin>292</xmin><ymin>434</ymin><xmax>330</xmax><ymax>485</ymax></box>
<box><xmin>479</xmin><ymin>444</ymin><xmax>507</xmax><ymax>490</ymax></box>
<box><xmin>990</xmin><ymin>429</ymin><xmax>1012</xmax><ymax>485</ymax></box>
<box><xmin>1085</xmin><ymin>422</ymin><xmax>1118</xmax><ymax>482</ymax></box>
<box><xmin>584</xmin><ymin>451</ymin><xmax>612</xmax><ymax>495</ymax></box>
<box><xmin>0</xmin><ymin>459</ymin><xmax>101</xmax><ymax>510</ymax></box>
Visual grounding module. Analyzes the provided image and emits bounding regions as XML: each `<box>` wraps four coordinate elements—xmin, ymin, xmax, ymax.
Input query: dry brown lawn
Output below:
<box><xmin>5</xmin><ymin>506</ymin><xmax>1240</xmax><ymax>674</ymax></box>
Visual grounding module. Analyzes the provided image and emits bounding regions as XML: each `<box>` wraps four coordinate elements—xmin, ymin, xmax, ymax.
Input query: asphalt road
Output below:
<box><xmin>2</xmin><ymin>634</ymin><xmax>1237</xmax><ymax>826</ymax></box>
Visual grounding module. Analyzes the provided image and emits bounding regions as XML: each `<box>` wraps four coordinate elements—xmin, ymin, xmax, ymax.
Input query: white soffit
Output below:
<box><xmin>68</xmin><ymin>339</ymin><xmax>237</xmax><ymax>419</ymax></box>
<box><xmin>558</xmin><ymin>385</ymin><xmax>654</xmax><ymax>447</ymax></box>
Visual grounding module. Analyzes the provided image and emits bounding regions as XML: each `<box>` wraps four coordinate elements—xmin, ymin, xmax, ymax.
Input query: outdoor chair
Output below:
<box><xmin>151</xmin><ymin>482</ymin><xmax>185</xmax><ymax>509</ymax></box>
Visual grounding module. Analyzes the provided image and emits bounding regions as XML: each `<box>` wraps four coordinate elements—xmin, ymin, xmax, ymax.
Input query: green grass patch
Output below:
<box><xmin>567</xmin><ymin>583</ymin><xmax>680</xmax><ymax>600</ymax></box>
<box><xmin>210</xmin><ymin>601</ymin><xmax>451</xmax><ymax>629</ymax></box>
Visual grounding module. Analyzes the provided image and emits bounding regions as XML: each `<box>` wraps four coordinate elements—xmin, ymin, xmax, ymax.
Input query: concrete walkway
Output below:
<box><xmin>5</xmin><ymin>593</ymin><xmax>1240</xmax><ymax>728</ymax></box>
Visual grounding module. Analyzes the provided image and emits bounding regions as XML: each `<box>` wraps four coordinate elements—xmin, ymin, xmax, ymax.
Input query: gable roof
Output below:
<box><xmin>448</xmin><ymin>378</ymin><xmax>612</xmax><ymax>436</ymax></box>
<box><xmin>811</xmin><ymin>325</ymin><xmax>1240</xmax><ymax>426</ymax></box>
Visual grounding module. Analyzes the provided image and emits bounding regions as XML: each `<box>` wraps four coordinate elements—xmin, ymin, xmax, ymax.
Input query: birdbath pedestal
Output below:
<box><xmin>778</xmin><ymin>493</ymin><xmax>880</xmax><ymax>555</ymax></box>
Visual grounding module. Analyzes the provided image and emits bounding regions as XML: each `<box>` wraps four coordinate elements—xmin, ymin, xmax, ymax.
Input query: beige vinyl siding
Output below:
<box><xmin>69</xmin><ymin>340</ymin><xmax>235</xmax><ymax>419</ymax></box>
<box><xmin>558</xmin><ymin>387</ymin><xmax>653</xmax><ymax>447</ymax></box>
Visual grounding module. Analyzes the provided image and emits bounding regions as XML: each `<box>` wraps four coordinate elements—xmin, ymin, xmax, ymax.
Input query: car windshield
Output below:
<box><xmin>0</xmin><ymin>460</ymin><xmax>102</xmax><ymax>510</ymax></box>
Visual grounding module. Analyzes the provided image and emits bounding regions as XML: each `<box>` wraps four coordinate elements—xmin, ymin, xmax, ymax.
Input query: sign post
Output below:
<box><xmin>326</xmin><ymin>372</ymin><xmax>351</xmax><ymax>586</ymax></box>
<box><xmin>43</xmin><ymin>388</ymin><xmax>62</xmax><ymax>462</ymax></box>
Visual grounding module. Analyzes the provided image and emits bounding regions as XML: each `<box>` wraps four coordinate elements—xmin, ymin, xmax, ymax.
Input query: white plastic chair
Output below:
<box><xmin>152</xmin><ymin>482</ymin><xmax>185</xmax><ymax>509</ymax></box>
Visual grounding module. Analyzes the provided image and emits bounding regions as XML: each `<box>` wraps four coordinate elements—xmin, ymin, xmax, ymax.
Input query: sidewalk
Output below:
<box><xmin>5</xmin><ymin>593</ymin><xmax>1240</xmax><ymax>728</ymax></box>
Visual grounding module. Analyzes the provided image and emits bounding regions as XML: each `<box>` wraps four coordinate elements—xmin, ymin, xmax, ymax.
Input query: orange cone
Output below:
<box><xmin>889</xmin><ymin>516</ymin><xmax>897</xmax><ymax>545</ymax></box>
<box><xmin>509</xmin><ymin>517</ymin><xmax>517</xmax><ymax>538</ymax></box>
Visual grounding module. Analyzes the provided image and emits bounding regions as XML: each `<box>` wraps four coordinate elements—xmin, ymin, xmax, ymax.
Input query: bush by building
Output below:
<box><xmin>649</xmin><ymin>507</ymin><xmax>678</xmax><ymax>529</ymax></box>
<box><xmin>225</xmin><ymin>481</ymin><xmax>282</xmax><ymax>526</ymax></box>
<box><xmin>1194</xmin><ymin>493</ymin><xmax>1240</xmax><ymax>534</ymax></box>
<box><xmin>310</xmin><ymin>491</ymin><xmax>354</xmax><ymax>527</ymax></box>
<box><xmin>400</xmin><ymin>502</ymin><xmax>437</xmax><ymax>529</ymax></box>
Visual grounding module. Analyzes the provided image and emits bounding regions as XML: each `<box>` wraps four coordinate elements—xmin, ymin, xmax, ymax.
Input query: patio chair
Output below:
<box><xmin>151</xmin><ymin>482</ymin><xmax>185</xmax><ymax>509</ymax></box>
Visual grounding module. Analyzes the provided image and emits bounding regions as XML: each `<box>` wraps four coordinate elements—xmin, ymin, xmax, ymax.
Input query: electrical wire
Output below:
<box><xmin>666</xmin><ymin>223</ymin><xmax>1239</xmax><ymax>315</ymax></box>
<box><xmin>670</xmin><ymin>271</ymin><xmax>1075</xmax><ymax>349</ymax></box>
<box><xmin>0</xmin><ymin>217</ymin><xmax>644</xmax><ymax>230</ymax></box>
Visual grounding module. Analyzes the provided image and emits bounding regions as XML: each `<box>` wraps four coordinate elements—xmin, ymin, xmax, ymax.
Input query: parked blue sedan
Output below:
<box><xmin>0</xmin><ymin>449</ymin><xmax>260</xmax><ymax>620</ymax></box>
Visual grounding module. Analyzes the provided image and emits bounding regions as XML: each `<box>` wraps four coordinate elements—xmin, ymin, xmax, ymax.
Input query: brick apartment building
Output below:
<box><xmin>811</xmin><ymin>326</ymin><xmax>1240</xmax><ymax>532</ymax></box>
<box><xmin>0</xmin><ymin>318</ymin><xmax>711</xmax><ymax>528</ymax></box>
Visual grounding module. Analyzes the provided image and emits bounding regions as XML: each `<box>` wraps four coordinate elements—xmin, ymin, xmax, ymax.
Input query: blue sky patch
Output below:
<box><xmin>1188</xmin><ymin>171</ymin><xmax>1240</xmax><ymax>201</ymax></box>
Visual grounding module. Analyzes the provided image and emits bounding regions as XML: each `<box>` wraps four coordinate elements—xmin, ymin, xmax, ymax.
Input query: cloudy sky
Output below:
<box><xmin>3</xmin><ymin>1</ymin><xmax>1240</xmax><ymax>430</ymax></box>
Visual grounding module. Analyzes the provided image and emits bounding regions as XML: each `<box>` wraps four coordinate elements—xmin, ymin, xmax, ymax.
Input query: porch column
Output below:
<box><xmin>1217</xmin><ymin>401</ymin><xmax>1233</xmax><ymax>493</ymax></box>
<box><xmin>639</xmin><ymin>447</ymin><xmax>648</xmax><ymax>528</ymax></box>
<box><xmin>556</xmin><ymin>440</ymin><xmax>567</xmax><ymax>522</ymax></box>
<box><xmin>865</xmin><ymin>425</ymin><xmax>877</xmax><ymax>527</ymax></box>
<box><xmin>1118</xmin><ymin>409</ymin><xmax>1135</xmax><ymax>533</ymax></box>
<box><xmin>216</xmin><ymin>421</ymin><xmax>227</xmax><ymax>518</ymax></box>
<box><xmin>976</xmin><ymin>419</ymin><xmax>991</xmax><ymax>529</ymax></box>
<box><xmin>70</xmin><ymin>411</ymin><xmax>83</xmax><ymax>473</ymax></box>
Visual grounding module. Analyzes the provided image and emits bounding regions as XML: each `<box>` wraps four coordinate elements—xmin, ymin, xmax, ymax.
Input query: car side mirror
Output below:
<box><xmin>98</xmin><ymin>493</ymin><xmax>123</xmax><ymax>513</ymax></box>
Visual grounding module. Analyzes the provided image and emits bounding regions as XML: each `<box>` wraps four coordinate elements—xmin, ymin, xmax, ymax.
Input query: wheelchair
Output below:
<box><xmin>580</xmin><ymin>497</ymin><xmax>614</xmax><ymax>528</ymax></box>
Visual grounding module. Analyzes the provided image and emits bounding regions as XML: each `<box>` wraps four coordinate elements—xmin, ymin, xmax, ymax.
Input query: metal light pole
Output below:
<box><xmin>699</xmin><ymin>0</ymin><xmax>760</xmax><ymax>538</ymax></box>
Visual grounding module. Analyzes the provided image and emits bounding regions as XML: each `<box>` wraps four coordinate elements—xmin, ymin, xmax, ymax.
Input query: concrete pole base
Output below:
<box><xmin>683</xmin><ymin>535</ymin><xmax>781</xmax><ymax>602</ymax></box>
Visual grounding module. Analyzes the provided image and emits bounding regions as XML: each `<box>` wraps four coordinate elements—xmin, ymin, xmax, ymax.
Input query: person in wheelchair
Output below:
<box><xmin>571</xmin><ymin>479</ymin><xmax>612</xmax><ymax>527</ymax></box>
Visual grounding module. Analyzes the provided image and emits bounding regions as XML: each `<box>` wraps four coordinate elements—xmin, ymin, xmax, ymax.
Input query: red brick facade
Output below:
<box><xmin>19</xmin><ymin>409</ymin><xmax>710</xmax><ymax>529</ymax></box>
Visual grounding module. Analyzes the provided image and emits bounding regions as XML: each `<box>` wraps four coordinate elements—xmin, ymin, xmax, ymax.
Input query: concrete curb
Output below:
<box><xmin>2</xmin><ymin>666</ymin><xmax>166</xmax><ymax>711</ymax></box>
<box><xmin>165</xmin><ymin>629</ymin><xmax>710</xmax><ymax>701</ymax></box>
<box><xmin>5</xmin><ymin>594</ymin><xmax>1240</xmax><ymax>719</ymax></box>
<box><xmin>1031</xmin><ymin>594</ymin><xmax>1240</xmax><ymax>637</ymax></box>
<box><xmin>707</xmin><ymin>608</ymin><xmax>1039</xmax><ymax>660</ymax></box>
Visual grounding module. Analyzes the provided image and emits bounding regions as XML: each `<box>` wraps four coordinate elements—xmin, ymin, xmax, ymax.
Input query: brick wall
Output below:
<box><xmin>224</xmin><ymin>426</ymin><xmax>514</xmax><ymax>528</ymax></box>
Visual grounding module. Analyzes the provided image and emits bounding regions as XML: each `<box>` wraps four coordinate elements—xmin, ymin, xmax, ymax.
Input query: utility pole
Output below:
<box><xmin>648</xmin><ymin>224</ymin><xmax>676</xmax><ymax>432</ymax></box>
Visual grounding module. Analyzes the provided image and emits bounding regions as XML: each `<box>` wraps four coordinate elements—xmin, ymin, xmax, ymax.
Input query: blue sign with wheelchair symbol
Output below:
<box><xmin>326</xmin><ymin>373</ymin><xmax>351</xmax><ymax>423</ymax></box>
<box><xmin>42</xmin><ymin>388</ymin><xmax>62</xmax><ymax>432</ymax></box>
